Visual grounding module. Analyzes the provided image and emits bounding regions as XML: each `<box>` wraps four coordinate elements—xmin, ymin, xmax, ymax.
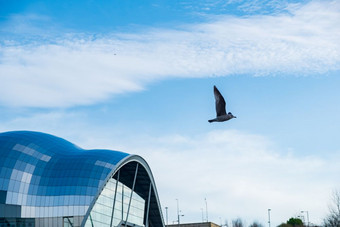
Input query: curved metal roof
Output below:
<box><xmin>83</xmin><ymin>155</ymin><xmax>165</xmax><ymax>227</ymax></box>
<box><xmin>0</xmin><ymin>131</ymin><xmax>164</xmax><ymax>226</ymax></box>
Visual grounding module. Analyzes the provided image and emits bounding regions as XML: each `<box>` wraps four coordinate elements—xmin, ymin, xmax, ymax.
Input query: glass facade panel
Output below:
<box><xmin>0</xmin><ymin>218</ymin><xmax>35</xmax><ymax>227</ymax></box>
<box><xmin>63</xmin><ymin>217</ymin><xmax>74</xmax><ymax>227</ymax></box>
<box><xmin>85</xmin><ymin>178</ymin><xmax>145</xmax><ymax>227</ymax></box>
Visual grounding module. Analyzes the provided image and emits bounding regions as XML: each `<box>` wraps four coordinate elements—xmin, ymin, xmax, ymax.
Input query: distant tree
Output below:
<box><xmin>249</xmin><ymin>221</ymin><xmax>264</xmax><ymax>227</ymax></box>
<box><xmin>286</xmin><ymin>218</ymin><xmax>303</xmax><ymax>227</ymax></box>
<box><xmin>324</xmin><ymin>190</ymin><xmax>340</xmax><ymax>227</ymax></box>
<box><xmin>277</xmin><ymin>224</ymin><xmax>292</xmax><ymax>227</ymax></box>
<box><xmin>223</xmin><ymin>220</ymin><xmax>229</xmax><ymax>227</ymax></box>
<box><xmin>232</xmin><ymin>218</ymin><xmax>245</xmax><ymax>227</ymax></box>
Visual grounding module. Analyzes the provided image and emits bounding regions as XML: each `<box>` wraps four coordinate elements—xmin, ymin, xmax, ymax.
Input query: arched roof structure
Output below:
<box><xmin>0</xmin><ymin>131</ymin><xmax>164</xmax><ymax>227</ymax></box>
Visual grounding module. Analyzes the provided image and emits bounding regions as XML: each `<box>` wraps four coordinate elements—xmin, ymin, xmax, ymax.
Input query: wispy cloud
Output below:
<box><xmin>0</xmin><ymin>13</ymin><xmax>52</xmax><ymax>35</ymax></box>
<box><xmin>1</xmin><ymin>0</ymin><xmax>339</xmax><ymax>108</ymax></box>
<box><xmin>180</xmin><ymin>0</ymin><xmax>305</xmax><ymax>15</ymax></box>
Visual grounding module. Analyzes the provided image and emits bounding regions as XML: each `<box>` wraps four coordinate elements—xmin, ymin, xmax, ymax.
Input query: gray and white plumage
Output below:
<box><xmin>208</xmin><ymin>85</ymin><xmax>236</xmax><ymax>123</ymax></box>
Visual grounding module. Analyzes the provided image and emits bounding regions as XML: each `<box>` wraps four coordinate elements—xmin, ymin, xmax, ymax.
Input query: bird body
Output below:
<box><xmin>208</xmin><ymin>114</ymin><xmax>235</xmax><ymax>123</ymax></box>
<box><xmin>208</xmin><ymin>86</ymin><xmax>236</xmax><ymax>123</ymax></box>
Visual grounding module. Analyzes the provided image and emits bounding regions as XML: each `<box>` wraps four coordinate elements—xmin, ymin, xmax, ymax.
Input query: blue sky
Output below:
<box><xmin>1</xmin><ymin>0</ymin><xmax>340</xmax><ymax>226</ymax></box>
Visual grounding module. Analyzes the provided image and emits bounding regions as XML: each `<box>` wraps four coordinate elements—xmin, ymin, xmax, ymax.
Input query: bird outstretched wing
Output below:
<box><xmin>214</xmin><ymin>86</ymin><xmax>227</xmax><ymax>117</ymax></box>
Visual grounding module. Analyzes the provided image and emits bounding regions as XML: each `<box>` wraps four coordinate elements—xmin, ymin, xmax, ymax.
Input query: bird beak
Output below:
<box><xmin>234</xmin><ymin>116</ymin><xmax>237</xmax><ymax>118</ymax></box>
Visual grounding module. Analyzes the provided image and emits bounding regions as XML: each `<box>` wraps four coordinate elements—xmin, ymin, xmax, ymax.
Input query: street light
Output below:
<box><xmin>268</xmin><ymin>209</ymin><xmax>271</xmax><ymax>227</ymax></box>
<box><xmin>178</xmin><ymin>211</ymin><xmax>184</xmax><ymax>225</ymax></box>
<box><xmin>301</xmin><ymin>211</ymin><xmax>309</xmax><ymax>227</ymax></box>
<box><xmin>205</xmin><ymin>198</ymin><xmax>209</xmax><ymax>222</ymax></box>
<box><xmin>176</xmin><ymin>199</ymin><xmax>179</xmax><ymax>227</ymax></box>
<box><xmin>165</xmin><ymin>207</ymin><xmax>168</xmax><ymax>225</ymax></box>
<box><xmin>176</xmin><ymin>199</ymin><xmax>184</xmax><ymax>226</ymax></box>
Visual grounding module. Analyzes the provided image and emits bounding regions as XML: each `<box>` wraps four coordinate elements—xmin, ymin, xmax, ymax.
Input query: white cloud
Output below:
<box><xmin>76</xmin><ymin>129</ymin><xmax>340</xmax><ymax>226</ymax></box>
<box><xmin>0</xmin><ymin>111</ymin><xmax>90</xmax><ymax>142</ymax></box>
<box><xmin>1</xmin><ymin>0</ymin><xmax>339</xmax><ymax>108</ymax></box>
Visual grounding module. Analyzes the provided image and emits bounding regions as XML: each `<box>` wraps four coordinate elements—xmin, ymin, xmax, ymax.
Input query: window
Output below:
<box><xmin>84</xmin><ymin>178</ymin><xmax>145</xmax><ymax>227</ymax></box>
<box><xmin>0</xmin><ymin>218</ymin><xmax>34</xmax><ymax>227</ymax></box>
<box><xmin>63</xmin><ymin>216</ymin><xmax>74</xmax><ymax>227</ymax></box>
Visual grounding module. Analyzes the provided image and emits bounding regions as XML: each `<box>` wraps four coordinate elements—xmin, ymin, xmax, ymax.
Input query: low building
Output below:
<box><xmin>0</xmin><ymin>131</ymin><xmax>165</xmax><ymax>227</ymax></box>
<box><xmin>166</xmin><ymin>222</ymin><xmax>220</xmax><ymax>227</ymax></box>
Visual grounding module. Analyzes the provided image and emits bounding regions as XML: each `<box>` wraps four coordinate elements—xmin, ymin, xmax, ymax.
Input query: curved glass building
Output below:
<box><xmin>0</xmin><ymin>131</ymin><xmax>164</xmax><ymax>227</ymax></box>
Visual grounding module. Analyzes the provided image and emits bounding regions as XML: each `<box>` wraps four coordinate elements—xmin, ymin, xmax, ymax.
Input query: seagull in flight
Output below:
<box><xmin>208</xmin><ymin>85</ymin><xmax>236</xmax><ymax>123</ymax></box>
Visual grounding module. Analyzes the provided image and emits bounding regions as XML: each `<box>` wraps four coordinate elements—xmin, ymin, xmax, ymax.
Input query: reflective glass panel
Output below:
<box><xmin>85</xmin><ymin>178</ymin><xmax>145</xmax><ymax>227</ymax></box>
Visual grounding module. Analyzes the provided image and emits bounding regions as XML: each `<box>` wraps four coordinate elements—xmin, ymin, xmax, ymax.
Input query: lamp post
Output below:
<box><xmin>205</xmin><ymin>198</ymin><xmax>208</xmax><ymax>222</ymax></box>
<box><xmin>165</xmin><ymin>207</ymin><xmax>168</xmax><ymax>226</ymax></box>
<box><xmin>176</xmin><ymin>199</ymin><xmax>179</xmax><ymax>227</ymax></box>
<box><xmin>179</xmin><ymin>212</ymin><xmax>184</xmax><ymax>225</ymax></box>
<box><xmin>176</xmin><ymin>199</ymin><xmax>184</xmax><ymax>226</ymax></box>
<box><xmin>268</xmin><ymin>209</ymin><xmax>271</xmax><ymax>227</ymax></box>
<box><xmin>301</xmin><ymin>211</ymin><xmax>309</xmax><ymax>227</ymax></box>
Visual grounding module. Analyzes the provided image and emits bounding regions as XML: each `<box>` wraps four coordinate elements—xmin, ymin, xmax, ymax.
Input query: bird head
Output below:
<box><xmin>228</xmin><ymin>112</ymin><xmax>237</xmax><ymax>118</ymax></box>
